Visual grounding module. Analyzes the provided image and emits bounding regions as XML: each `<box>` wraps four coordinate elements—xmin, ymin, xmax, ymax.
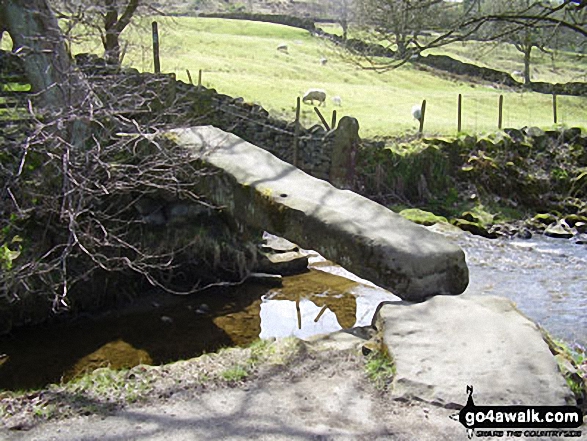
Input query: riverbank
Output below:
<box><xmin>1</xmin><ymin>303</ymin><xmax>585</xmax><ymax>440</ymax></box>
<box><xmin>358</xmin><ymin>127</ymin><xmax>587</xmax><ymax>242</ymax></box>
<box><xmin>0</xmin><ymin>337</ymin><xmax>468</xmax><ymax>440</ymax></box>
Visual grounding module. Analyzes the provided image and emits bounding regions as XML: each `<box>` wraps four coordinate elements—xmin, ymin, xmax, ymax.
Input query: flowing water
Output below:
<box><xmin>1</xmin><ymin>228</ymin><xmax>585</xmax><ymax>391</ymax></box>
<box><xmin>429</xmin><ymin>223</ymin><xmax>587</xmax><ymax>348</ymax></box>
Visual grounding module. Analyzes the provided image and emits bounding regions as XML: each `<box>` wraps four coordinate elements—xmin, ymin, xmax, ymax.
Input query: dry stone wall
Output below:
<box><xmin>73</xmin><ymin>52</ymin><xmax>347</xmax><ymax>182</ymax></box>
<box><xmin>193</xmin><ymin>86</ymin><xmax>336</xmax><ymax>181</ymax></box>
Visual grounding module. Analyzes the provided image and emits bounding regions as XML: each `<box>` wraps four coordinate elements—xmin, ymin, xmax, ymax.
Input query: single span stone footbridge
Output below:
<box><xmin>171</xmin><ymin>126</ymin><xmax>469</xmax><ymax>302</ymax></box>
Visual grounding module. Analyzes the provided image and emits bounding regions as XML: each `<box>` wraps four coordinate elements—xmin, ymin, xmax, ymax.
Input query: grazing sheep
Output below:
<box><xmin>332</xmin><ymin>95</ymin><xmax>342</xmax><ymax>106</ymax></box>
<box><xmin>302</xmin><ymin>89</ymin><xmax>327</xmax><ymax>106</ymax></box>
<box><xmin>320</xmin><ymin>57</ymin><xmax>328</xmax><ymax>66</ymax></box>
<box><xmin>411</xmin><ymin>104</ymin><xmax>422</xmax><ymax>122</ymax></box>
<box><xmin>277</xmin><ymin>43</ymin><xmax>288</xmax><ymax>53</ymax></box>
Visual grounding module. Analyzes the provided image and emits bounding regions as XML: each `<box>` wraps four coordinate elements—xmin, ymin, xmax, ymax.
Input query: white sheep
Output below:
<box><xmin>411</xmin><ymin>104</ymin><xmax>422</xmax><ymax>122</ymax></box>
<box><xmin>332</xmin><ymin>95</ymin><xmax>342</xmax><ymax>106</ymax></box>
<box><xmin>320</xmin><ymin>57</ymin><xmax>328</xmax><ymax>66</ymax></box>
<box><xmin>302</xmin><ymin>89</ymin><xmax>327</xmax><ymax>106</ymax></box>
<box><xmin>512</xmin><ymin>70</ymin><xmax>523</xmax><ymax>78</ymax></box>
<box><xmin>277</xmin><ymin>43</ymin><xmax>288</xmax><ymax>53</ymax></box>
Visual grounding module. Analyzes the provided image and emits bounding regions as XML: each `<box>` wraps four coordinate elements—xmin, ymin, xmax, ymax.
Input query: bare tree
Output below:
<box><xmin>54</xmin><ymin>0</ymin><xmax>144</xmax><ymax>66</ymax></box>
<box><xmin>479</xmin><ymin>0</ymin><xmax>554</xmax><ymax>84</ymax></box>
<box><xmin>356</xmin><ymin>0</ymin><xmax>449</xmax><ymax>59</ymax></box>
<box><xmin>350</xmin><ymin>0</ymin><xmax>586</xmax><ymax>69</ymax></box>
<box><xmin>328</xmin><ymin>0</ymin><xmax>355</xmax><ymax>41</ymax></box>
<box><xmin>0</xmin><ymin>1</ymin><xmax>250</xmax><ymax>331</ymax></box>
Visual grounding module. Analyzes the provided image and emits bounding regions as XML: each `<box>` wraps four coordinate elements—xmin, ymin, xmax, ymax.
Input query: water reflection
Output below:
<box><xmin>0</xmin><ymin>250</ymin><xmax>399</xmax><ymax>391</ymax></box>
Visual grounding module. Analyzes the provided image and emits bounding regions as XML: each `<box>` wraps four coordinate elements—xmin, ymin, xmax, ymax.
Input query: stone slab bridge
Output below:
<box><xmin>170</xmin><ymin>126</ymin><xmax>469</xmax><ymax>302</ymax></box>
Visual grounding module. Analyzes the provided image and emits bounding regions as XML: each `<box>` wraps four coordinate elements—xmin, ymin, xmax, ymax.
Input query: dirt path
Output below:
<box><xmin>1</xmin><ymin>347</ymin><xmax>464</xmax><ymax>441</ymax></box>
<box><xmin>3</xmin><ymin>334</ymin><xmax>577</xmax><ymax>441</ymax></box>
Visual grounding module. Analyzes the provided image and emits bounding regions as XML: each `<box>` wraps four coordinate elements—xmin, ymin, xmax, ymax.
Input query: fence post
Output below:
<box><xmin>314</xmin><ymin>107</ymin><xmax>330</xmax><ymax>131</ymax></box>
<box><xmin>186</xmin><ymin>69</ymin><xmax>193</xmax><ymax>85</ymax></box>
<box><xmin>293</xmin><ymin>97</ymin><xmax>301</xmax><ymax>167</ymax></box>
<box><xmin>152</xmin><ymin>21</ymin><xmax>160</xmax><ymax>74</ymax></box>
<box><xmin>457</xmin><ymin>94</ymin><xmax>462</xmax><ymax>132</ymax></box>
<box><xmin>198</xmin><ymin>69</ymin><xmax>203</xmax><ymax>90</ymax></box>
<box><xmin>553</xmin><ymin>94</ymin><xmax>558</xmax><ymax>124</ymax></box>
<box><xmin>498</xmin><ymin>95</ymin><xmax>504</xmax><ymax>130</ymax></box>
<box><xmin>418</xmin><ymin>99</ymin><xmax>426</xmax><ymax>135</ymax></box>
<box><xmin>331</xmin><ymin>110</ymin><xmax>337</xmax><ymax>130</ymax></box>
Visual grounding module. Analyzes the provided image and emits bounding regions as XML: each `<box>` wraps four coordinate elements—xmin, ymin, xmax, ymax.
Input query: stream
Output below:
<box><xmin>0</xmin><ymin>228</ymin><xmax>585</xmax><ymax>391</ymax></box>
<box><xmin>450</xmin><ymin>226</ymin><xmax>587</xmax><ymax>347</ymax></box>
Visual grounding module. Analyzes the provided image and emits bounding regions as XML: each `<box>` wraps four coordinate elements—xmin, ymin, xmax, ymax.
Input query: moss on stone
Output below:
<box><xmin>398</xmin><ymin>208</ymin><xmax>448</xmax><ymax>226</ymax></box>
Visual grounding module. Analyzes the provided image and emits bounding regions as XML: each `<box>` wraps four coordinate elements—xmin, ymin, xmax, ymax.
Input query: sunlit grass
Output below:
<box><xmin>6</xmin><ymin>16</ymin><xmax>587</xmax><ymax>137</ymax></box>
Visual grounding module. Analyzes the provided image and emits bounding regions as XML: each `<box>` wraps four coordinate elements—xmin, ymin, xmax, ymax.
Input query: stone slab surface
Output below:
<box><xmin>378</xmin><ymin>295</ymin><xmax>574</xmax><ymax>408</ymax></box>
<box><xmin>172</xmin><ymin>126</ymin><xmax>469</xmax><ymax>301</ymax></box>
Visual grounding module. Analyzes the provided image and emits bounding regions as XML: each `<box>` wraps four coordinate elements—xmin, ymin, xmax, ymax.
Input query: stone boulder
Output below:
<box><xmin>377</xmin><ymin>295</ymin><xmax>575</xmax><ymax>408</ymax></box>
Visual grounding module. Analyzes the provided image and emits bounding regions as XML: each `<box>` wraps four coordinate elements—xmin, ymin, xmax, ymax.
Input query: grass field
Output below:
<box><xmin>317</xmin><ymin>23</ymin><xmax>587</xmax><ymax>84</ymax></box>
<box><xmin>4</xmin><ymin>16</ymin><xmax>587</xmax><ymax>137</ymax></box>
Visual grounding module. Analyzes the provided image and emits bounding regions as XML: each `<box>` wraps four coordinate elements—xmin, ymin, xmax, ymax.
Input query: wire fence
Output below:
<box><xmin>399</xmin><ymin>91</ymin><xmax>586</xmax><ymax>137</ymax></box>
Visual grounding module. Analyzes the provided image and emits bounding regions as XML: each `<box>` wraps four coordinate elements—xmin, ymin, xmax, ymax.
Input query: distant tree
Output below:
<box><xmin>328</xmin><ymin>0</ymin><xmax>355</xmax><ymax>40</ymax></box>
<box><xmin>480</xmin><ymin>0</ymin><xmax>553</xmax><ymax>84</ymax></box>
<box><xmin>356</xmin><ymin>0</ymin><xmax>450</xmax><ymax>59</ymax></box>
<box><xmin>54</xmin><ymin>0</ymin><xmax>143</xmax><ymax>65</ymax></box>
<box><xmin>351</xmin><ymin>0</ymin><xmax>586</xmax><ymax>70</ymax></box>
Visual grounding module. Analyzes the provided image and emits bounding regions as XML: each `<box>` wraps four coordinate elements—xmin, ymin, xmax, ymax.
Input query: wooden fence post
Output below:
<box><xmin>198</xmin><ymin>69</ymin><xmax>202</xmax><ymax>90</ymax></box>
<box><xmin>457</xmin><ymin>94</ymin><xmax>462</xmax><ymax>132</ymax></box>
<box><xmin>498</xmin><ymin>94</ymin><xmax>504</xmax><ymax>130</ymax></box>
<box><xmin>186</xmin><ymin>69</ymin><xmax>193</xmax><ymax>85</ymax></box>
<box><xmin>314</xmin><ymin>107</ymin><xmax>330</xmax><ymax>131</ymax></box>
<box><xmin>553</xmin><ymin>94</ymin><xmax>558</xmax><ymax>124</ymax></box>
<box><xmin>331</xmin><ymin>110</ymin><xmax>337</xmax><ymax>130</ymax></box>
<box><xmin>152</xmin><ymin>21</ymin><xmax>160</xmax><ymax>74</ymax></box>
<box><xmin>293</xmin><ymin>97</ymin><xmax>301</xmax><ymax>167</ymax></box>
<box><xmin>418</xmin><ymin>99</ymin><xmax>426</xmax><ymax>135</ymax></box>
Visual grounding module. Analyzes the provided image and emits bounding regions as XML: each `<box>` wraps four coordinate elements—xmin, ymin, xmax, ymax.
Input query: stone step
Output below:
<box><xmin>377</xmin><ymin>295</ymin><xmax>574</xmax><ymax>408</ymax></box>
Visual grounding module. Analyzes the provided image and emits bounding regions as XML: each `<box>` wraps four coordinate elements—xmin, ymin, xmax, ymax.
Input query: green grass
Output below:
<box><xmin>426</xmin><ymin>40</ymin><xmax>587</xmax><ymax>84</ymax></box>
<box><xmin>138</xmin><ymin>17</ymin><xmax>587</xmax><ymax>137</ymax></box>
<box><xmin>364</xmin><ymin>350</ymin><xmax>396</xmax><ymax>391</ymax></box>
<box><xmin>220</xmin><ymin>365</ymin><xmax>249</xmax><ymax>382</ymax></box>
<box><xmin>5</xmin><ymin>17</ymin><xmax>587</xmax><ymax>137</ymax></box>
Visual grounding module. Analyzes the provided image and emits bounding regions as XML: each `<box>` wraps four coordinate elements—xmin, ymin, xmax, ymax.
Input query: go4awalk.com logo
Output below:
<box><xmin>450</xmin><ymin>386</ymin><xmax>584</xmax><ymax>439</ymax></box>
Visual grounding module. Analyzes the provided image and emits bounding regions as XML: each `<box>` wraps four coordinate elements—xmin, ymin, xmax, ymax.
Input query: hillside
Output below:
<box><xmin>2</xmin><ymin>13</ymin><xmax>586</xmax><ymax>137</ymax></box>
<box><xmin>112</xmin><ymin>16</ymin><xmax>586</xmax><ymax>137</ymax></box>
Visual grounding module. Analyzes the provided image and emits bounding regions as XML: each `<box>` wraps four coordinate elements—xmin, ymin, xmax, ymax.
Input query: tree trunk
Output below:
<box><xmin>0</xmin><ymin>0</ymin><xmax>99</xmax><ymax>148</ymax></box>
<box><xmin>102</xmin><ymin>0</ymin><xmax>140</xmax><ymax>66</ymax></box>
<box><xmin>396</xmin><ymin>33</ymin><xmax>407</xmax><ymax>58</ymax></box>
<box><xmin>103</xmin><ymin>0</ymin><xmax>121</xmax><ymax>65</ymax></box>
<box><xmin>523</xmin><ymin>45</ymin><xmax>532</xmax><ymax>85</ymax></box>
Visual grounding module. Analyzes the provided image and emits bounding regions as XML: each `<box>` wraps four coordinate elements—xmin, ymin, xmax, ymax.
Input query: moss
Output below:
<box><xmin>398</xmin><ymin>208</ymin><xmax>448</xmax><ymax>226</ymax></box>
<box><xmin>531</xmin><ymin>213</ymin><xmax>558</xmax><ymax>226</ymax></box>
<box><xmin>461</xmin><ymin>205</ymin><xmax>495</xmax><ymax>227</ymax></box>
